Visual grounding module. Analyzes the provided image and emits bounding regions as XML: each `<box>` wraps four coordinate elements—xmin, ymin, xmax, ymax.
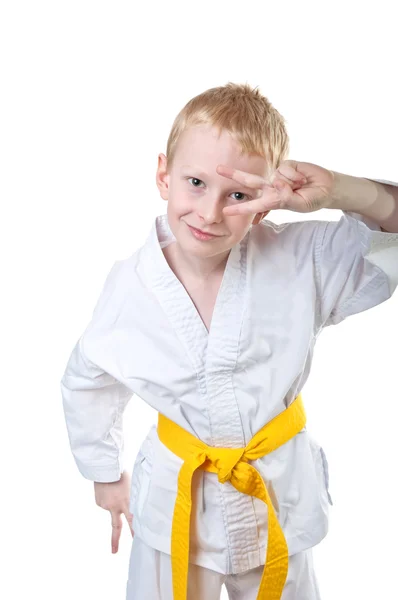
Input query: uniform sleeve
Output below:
<box><xmin>60</xmin><ymin>261</ymin><xmax>133</xmax><ymax>483</ymax></box>
<box><xmin>316</xmin><ymin>209</ymin><xmax>398</xmax><ymax>327</ymax></box>
<box><xmin>366</xmin><ymin>178</ymin><xmax>398</xmax><ymax>188</ymax></box>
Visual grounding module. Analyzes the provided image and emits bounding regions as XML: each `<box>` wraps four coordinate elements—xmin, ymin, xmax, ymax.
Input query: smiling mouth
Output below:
<box><xmin>186</xmin><ymin>224</ymin><xmax>223</xmax><ymax>240</ymax></box>
<box><xmin>191</xmin><ymin>225</ymin><xmax>219</xmax><ymax>236</ymax></box>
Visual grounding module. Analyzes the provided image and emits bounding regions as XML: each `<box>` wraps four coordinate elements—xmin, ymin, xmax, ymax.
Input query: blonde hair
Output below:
<box><xmin>166</xmin><ymin>82</ymin><xmax>289</xmax><ymax>175</ymax></box>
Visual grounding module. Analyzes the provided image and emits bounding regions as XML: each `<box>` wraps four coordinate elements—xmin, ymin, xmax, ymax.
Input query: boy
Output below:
<box><xmin>60</xmin><ymin>83</ymin><xmax>398</xmax><ymax>600</ymax></box>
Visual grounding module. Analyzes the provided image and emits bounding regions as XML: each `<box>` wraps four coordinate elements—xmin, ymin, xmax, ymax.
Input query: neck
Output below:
<box><xmin>163</xmin><ymin>242</ymin><xmax>230</xmax><ymax>283</ymax></box>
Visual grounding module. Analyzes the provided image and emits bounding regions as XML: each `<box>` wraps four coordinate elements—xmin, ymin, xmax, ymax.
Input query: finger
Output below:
<box><xmin>272</xmin><ymin>162</ymin><xmax>307</xmax><ymax>185</ymax></box>
<box><xmin>216</xmin><ymin>164</ymin><xmax>269</xmax><ymax>191</ymax></box>
<box><xmin>223</xmin><ymin>198</ymin><xmax>268</xmax><ymax>216</ymax></box>
<box><xmin>223</xmin><ymin>196</ymin><xmax>279</xmax><ymax>217</ymax></box>
<box><xmin>273</xmin><ymin>176</ymin><xmax>304</xmax><ymax>192</ymax></box>
<box><xmin>111</xmin><ymin>511</ymin><xmax>123</xmax><ymax>554</ymax></box>
<box><xmin>273</xmin><ymin>180</ymin><xmax>295</xmax><ymax>208</ymax></box>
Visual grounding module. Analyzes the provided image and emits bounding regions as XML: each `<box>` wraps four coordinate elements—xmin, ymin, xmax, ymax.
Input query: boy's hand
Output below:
<box><xmin>94</xmin><ymin>470</ymin><xmax>134</xmax><ymax>554</ymax></box>
<box><xmin>218</xmin><ymin>161</ymin><xmax>335</xmax><ymax>216</ymax></box>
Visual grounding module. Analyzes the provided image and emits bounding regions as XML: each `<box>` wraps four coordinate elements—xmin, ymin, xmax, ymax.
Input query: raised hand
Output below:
<box><xmin>218</xmin><ymin>160</ymin><xmax>335</xmax><ymax>217</ymax></box>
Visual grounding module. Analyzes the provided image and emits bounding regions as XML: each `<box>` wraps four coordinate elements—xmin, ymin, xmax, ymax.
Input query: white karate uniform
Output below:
<box><xmin>61</xmin><ymin>204</ymin><xmax>398</xmax><ymax>597</ymax></box>
<box><xmin>126</xmin><ymin>537</ymin><xmax>320</xmax><ymax>600</ymax></box>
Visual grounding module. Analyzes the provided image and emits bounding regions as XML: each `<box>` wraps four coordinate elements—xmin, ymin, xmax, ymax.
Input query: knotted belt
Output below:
<box><xmin>157</xmin><ymin>394</ymin><xmax>306</xmax><ymax>600</ymax></box>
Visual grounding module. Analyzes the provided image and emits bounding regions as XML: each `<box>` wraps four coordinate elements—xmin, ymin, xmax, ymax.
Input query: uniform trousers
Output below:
<box><xmin>126</xmin><ymin>536</ymin><xmax>322</xmax><ymax>600</ymax></box>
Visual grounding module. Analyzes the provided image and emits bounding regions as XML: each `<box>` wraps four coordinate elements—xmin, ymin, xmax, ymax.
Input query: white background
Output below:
<box><xmin>1</xmin><ymin>1</ymin><xmax>397</xmax><ymax>598</ymax></box>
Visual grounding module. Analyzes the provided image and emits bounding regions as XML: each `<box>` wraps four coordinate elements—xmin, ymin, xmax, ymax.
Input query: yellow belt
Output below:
<box><xmin>157</xmin><ymin>394</ymin><xmax>306</xmax><ymax>600</ymax></box>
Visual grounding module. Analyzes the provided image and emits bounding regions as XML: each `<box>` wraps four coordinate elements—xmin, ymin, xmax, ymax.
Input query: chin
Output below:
<box><xmin>181</xmin><ymin>235</ymin><xmax>225</xmax><ymax>257</ymax></box>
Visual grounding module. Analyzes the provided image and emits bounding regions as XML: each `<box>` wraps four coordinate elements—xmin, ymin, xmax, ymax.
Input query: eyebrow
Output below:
<box><xmin>180</xmin><ymin>165</ymin><xmax>209</xmax><ymax>179</ymax></box>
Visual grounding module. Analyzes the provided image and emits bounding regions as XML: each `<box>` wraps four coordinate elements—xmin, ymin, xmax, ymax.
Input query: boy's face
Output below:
<box><xmin>156</xmin><ymin>124</ymin><xmax>270</xmax><ymax>260</ymax></box>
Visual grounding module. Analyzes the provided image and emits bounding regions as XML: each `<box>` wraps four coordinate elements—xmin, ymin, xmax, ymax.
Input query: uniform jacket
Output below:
<box><xmin>61</xmin><ymin>201</ymin><xmax>398</xmax><ymax>575</ymax></box>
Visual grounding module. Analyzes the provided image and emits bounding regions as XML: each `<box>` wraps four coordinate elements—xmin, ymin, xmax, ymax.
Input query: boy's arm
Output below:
<box><xmin>61</xmin><ymin>259</ymin><xmax>133</xmax><ymax>483</ymax></box>
<box><xmin>329</xmin><ymin>174</ymin><xmax>398</xmax><ymax>233</ymax></box>
<box><xmin>61</xmin><ymin>335</ymin><xmax>132</xmax><ymax>484</ymax></box>
<box><xmin>219</xmin><ymin>160</ymin><xmax>398</xmax><ymax>233</ymax></box>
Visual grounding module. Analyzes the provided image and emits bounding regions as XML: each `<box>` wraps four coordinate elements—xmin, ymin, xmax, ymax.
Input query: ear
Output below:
<box><xmin>156</xmin><ymin>153</ymin><xmax>170</xmax><ymax>201</ymax></box>
<box><xmin>252</xmin><ymin>210</ymin><xmax>270</xmax><ymax>225</ymax></box>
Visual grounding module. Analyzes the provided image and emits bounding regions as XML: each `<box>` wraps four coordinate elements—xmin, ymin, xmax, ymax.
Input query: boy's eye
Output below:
<box><xmin>231</xmin><ymin>192</ymin><xmax>248</xmax><ymax>202</ymax></box>
<box><xmin>188</xmin><ymin>177</ymin><xmax>204</xmax><ymax>187</ymax></box>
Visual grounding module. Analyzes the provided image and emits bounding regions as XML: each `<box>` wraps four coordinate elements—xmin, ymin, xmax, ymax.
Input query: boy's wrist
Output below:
<box><xmin>329</xmin><ymin>172</ymin><xmax>375</xmax><ymax>212</ymax></box>
<box><xmin>328</xmin><ymin>171</ymin><xmax>396</xmax><ymax>224</ymax></box>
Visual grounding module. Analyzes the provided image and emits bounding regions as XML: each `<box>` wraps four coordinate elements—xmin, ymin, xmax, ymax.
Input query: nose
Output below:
<box><xmin>197</xmin><ymin>192</ymin><xmax>224</xmax><ymax>225</ymax></box>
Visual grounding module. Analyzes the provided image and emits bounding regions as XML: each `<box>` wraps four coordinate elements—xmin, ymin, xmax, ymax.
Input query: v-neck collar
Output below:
<box><xmin>138</xmin><ymin>214</ymin><xmax>249</xmax><ymax>373</ymax></box>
